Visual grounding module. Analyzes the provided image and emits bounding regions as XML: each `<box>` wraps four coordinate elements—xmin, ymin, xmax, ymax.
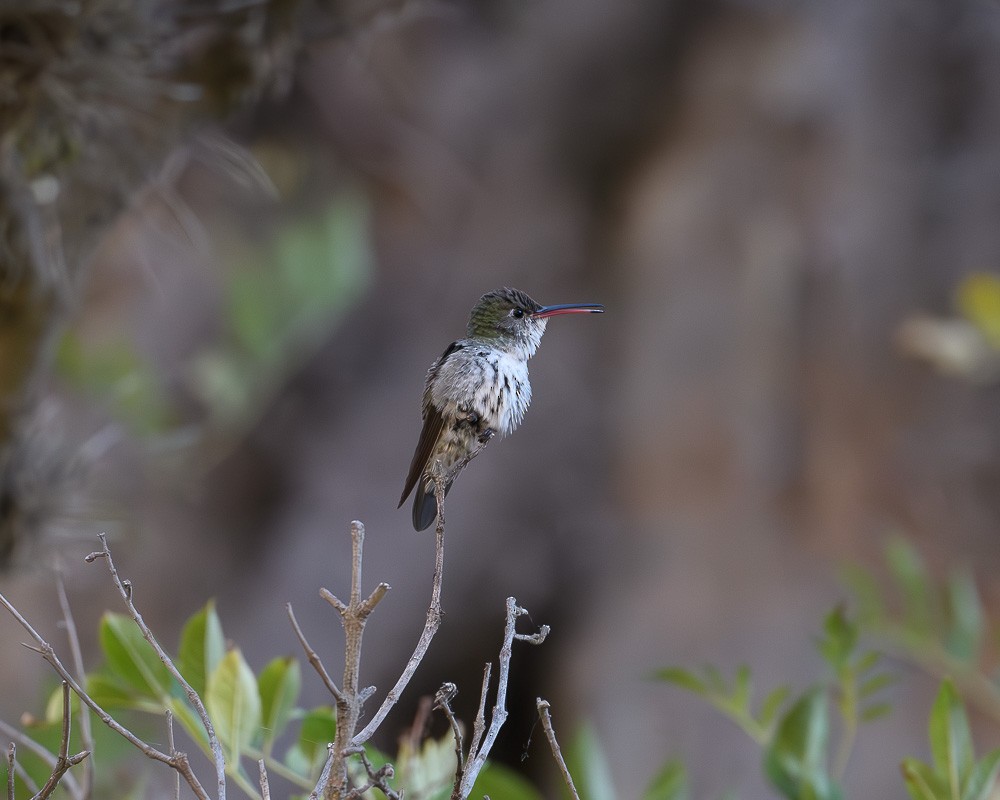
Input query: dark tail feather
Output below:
<box><xmin>412</xmin><ymin>481</ymin><xmax>451</xmax><ymax>531</ymax></box>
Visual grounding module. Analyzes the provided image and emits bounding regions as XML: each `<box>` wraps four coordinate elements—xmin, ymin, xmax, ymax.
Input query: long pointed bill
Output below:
<box><xmin>531</xmin><ymin>303</ymin><xmax>605</xmax><ymax>318</ymax></box>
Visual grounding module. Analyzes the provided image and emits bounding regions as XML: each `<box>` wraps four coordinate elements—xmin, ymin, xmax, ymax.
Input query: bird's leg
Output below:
<box><xmin>478</xmin><ymin>428</ymin><xmax>495</xmax><ymax>444</ymax></box>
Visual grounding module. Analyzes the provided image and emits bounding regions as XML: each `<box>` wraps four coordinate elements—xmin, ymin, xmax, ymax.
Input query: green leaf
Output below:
<box><xmin>763</xmin><ymin>689</ymin><xmax>843</xmax><ymax>800</ymax></box>
<box><xmin>285</xmin><ymin>706</ymin><xmax>336</xmax><ymax>779</ymax></box>
<box><xmin>859</xmin><ymin>672</ymin><xmax>895</xmax><ymax>699</ymax></box>
<box><xmin>563</xmin><ymin>724</ymin><xmax>615</xmax><ymax>800</ymax></box>
<box><xmin>961</xmin><ymin>749</ymin><xmax>1000</xmax><ymax>800</ymax></box>
<box><xmin>928</xmin><ymin>679</ymin><xmax>974</xmax><ymax>794</ymax></box>
<box><xmin>945</xmin><ymin>570</ymin><xmax>984</xmax><ymax>663</ymax></box>
<box><xmin>860</xmin><ymin>703</ymin><xmax>893</xmax><ymax>722</ymax></box>
<box><xmin>643</xmin><ymin>760</ymin><xmax>689</xmax><ymax>800</ymax></box>
<box><xmin>902</xmin><ymin>757</ymin><xmax>948</xmax><ymax>800</ymax></box>
<box><xmin>885</xmin><ymin>537</ymin><xmax>934</xmax><ymax>636</ymax></box>
<box><xmin>259</xmin><ymin>656</ymin><xmax>301</xmax><ymax>748</ymax></box>
<box><xmin>839</xmin><ymin>565</ymin><xmax>886</xmax><ymax>626</ymax></box>
<box><xmin>818</xmin><ymin>606</ymin><xmax>858</xmax><ymax>671</ymax></box>
<box><xmin>99</xmin><ymin>612</ymin><xmax>174</xmax><ymax>700</ymax></box>
<box><xmin>469</xmin><ymin>761</ymin><xmax>545</xmax><ymax>800</ymax></box>
<box><xmin>759</xmin><ymin>686</ymin><xmax>792</xmax><ymax>730</ymax></box>
<box><xmin>206</xmin><ymin>648</ymin><xmax>262</xmax><ymax>768</ymax></box>
<box><xmin>177</xmin><ymin>600</ymin><xmax>226</xmax><ymax>698</ymax></box>
<box><xmin>653</xmin><ymin>668</ymin><xmax>708</xmax><ymax>696</ymax></box>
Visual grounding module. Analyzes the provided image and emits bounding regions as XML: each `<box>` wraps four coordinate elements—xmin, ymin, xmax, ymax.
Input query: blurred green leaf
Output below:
<box><xmin>177</xmin><ymin>600</ymin><xmax>226</xmax><ymax>698</ymax></box>
<box><xmin>944</xmin><ymin>570</ymin><xmax>984</xmax><ymax>663</ymax></box>
<box><xmin>956</xmin><ymin>272</ymin><xmax>1000</xmax><ymax>349</ymax></box>
<box><xmin>258</xmin><ymin>656</ymin><xmax>301</xmax><ymax>749</ymax></box>
<box><xmin>859</xmin><ymin>671</ymin><xmax>895</xmax><ymax>700</ymax></box>
<box><xmin>885</xmin><ymin>537</ymin><xmax>934</xmax><ymax>637</ymax></box>
<box><xmin>818</xmin><ymin>606</ymin><xmax>858</xmax><ymax>671</ymax></box>
<box><xmin>471</xmin><ymin>761</ymin><xmax>545</xmax><ymax>800</ymax></box>
<box><xmin>563</xmin><ymin>724</ymin><xmax>615</xmax><ymax>800</ymax></box>
<box><xmin>902</xmin><ymin>757</ymin><xmax>948</xmax><ymax>800</ymax></box>
<box><xmin>56</xmin><ymin>334</ymin><xmax>173</xmax><ymax>434</ymax></box>
<box><xmin>760</xmin><ymin>686</ymin><xmax>792</xmax><ymax>730</ymax></box>
<box><xmin>99</xmin><ymin>612</ymin><xmax>173</xmax><ymax>700</ymax></box>
<box><xmin>285</xmin><ymin>706</ymin><xmax>336</xmax><ymax>779</ymax></box>
<box><xmin>206</xmin><ymin>648</ymin><xmax>262</xmax><ymax>769</ymax></box>
<box><xmin>928</xmin><ymin>679</ymin><xmax>974</xmax><ymax>795</ymax></box>
<box><xmin>763</xmin><ymin>689</ymin><xmax>843</xmax><ymax>800</ymax></box>
<box><xmin>860</xmin><ymin>703</ymin><xmax>893</xmax><ymax>722</ymax></box>
<box><xmin>961</xmin><ymin>749</ymin><xmax>1000</xmax><ymax>800</ymax></box>
<box><xmin>394</xmin><ymin>729</ymin><xmax>455</xmax><ymax>800</ymax></box>
<box><xmin>653</xmin><ymin>667</ymin><xmax>708</xmax><ymax>696</ymax></box>
<box><xmin>643</xmin><ymin>760</ymin><xmax>689</xmax><ymax>800</ymax></box>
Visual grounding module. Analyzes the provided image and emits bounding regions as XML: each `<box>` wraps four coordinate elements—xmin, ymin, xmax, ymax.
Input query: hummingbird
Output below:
<box><xmin>398</xmin><ymin>287</ymin><xmax>604</xmax><ymax>530</ymax></box>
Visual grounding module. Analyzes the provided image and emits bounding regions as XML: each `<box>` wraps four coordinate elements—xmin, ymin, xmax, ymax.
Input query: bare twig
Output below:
<box><xmin>86</xmin><ymin>533</ymin><xmax>226</xmax><ymax>800</ymax></box>
<box><xmin>56</xmin><ymin>572</ymin><xmax>94</xmax><ymax>800</ymax></box>
<box><xmin>341</xmin><ymin>746</ymin><xmax>400</xmax><ymax>800</ymax></box>
<box><xmin>320</xmin><ymin>521</ymin><xmax>391</xmax><ymax>799</ymax></box>
<box><xmin>6</xmin><ymin>743</ymin><xmax>14</xmax><ymax>800</ymax></box>
<box><xmin>0</xmin><ymin>589</ymin><xmax>211</xmax><ymax>800</ymax></box>
<box><xmin>467</xmin><ymin>662</ymin><xmax>491</xmax><ymax>767</ymax></box>
<box><xmin>32</xmin><ymin>682</ymin><xmax>90</xmax><ymax>800</ymax></box>
<box><xmin>167</xmin><ymin>711</ymin><xmax>180</xmax><ymax>800</ymax></box>
<box><xmin>457</xmin><ymin>597</ymin><xmax>549</xmax><ymax>798</ymax></box>
<box><xmin>308</xmin><ymin>745</ymin><xmax>334</xmax><ymax>800</ymax></box>
<box><xmin>536</xmin><ymin>699</ymin><xmax>580</xmax><ymax>800</ymax></box>
<box><xmin>287</xmin><ymin>604</ymin><xmax>345</xmax><ymax>703</ymax></box>
<box><xmin>258</xmin><ymin>759</ymin><xmax>270</xmax><ymax>800</ymax></box>
<box><xmin>0</xmin><ymin>720</ymin><xmax>79</xmax><ymax>799</ymax></box>
<box><xmin>353</xmin><ymin>438</ymin><xmax>491</xmax><ymax>748</ymax></box>
<box><xmin>434</xmin><ymin>683</ymin><xmax>465</xmax><ymax>791</ymax></box>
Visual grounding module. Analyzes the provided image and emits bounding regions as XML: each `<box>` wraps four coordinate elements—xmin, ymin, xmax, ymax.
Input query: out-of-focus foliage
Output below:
<box><xmin>901</xmin><ymin>679</ymin><xmax>1000</xmax><ymax>800</ymax></box>
<box><xmin>0</xmin><ymin>599</ymin><xmax>546</xmax><ymax>800</ymax></box>
<box><xmin>655</xmin><ymin>604</ymin><xmax>895</xmax><ymax>799</ymax></box>
<box><xmin>56</xmin><ymin>191</ymin><xmax>371</xmax><ymax>441</ymax></box>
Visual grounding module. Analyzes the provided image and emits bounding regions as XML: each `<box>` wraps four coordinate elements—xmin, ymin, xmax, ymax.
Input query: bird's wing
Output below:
<box><xmin>398</xmin><ymin>341</ymin><xmax>465</xmax><ymax>507</ymax></box>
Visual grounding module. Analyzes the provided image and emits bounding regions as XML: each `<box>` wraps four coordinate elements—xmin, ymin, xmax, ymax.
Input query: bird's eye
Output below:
<box><xmin>512</xmin><ymin>308</ymin><xmax>525</xmax><ymax>319</ymax></box>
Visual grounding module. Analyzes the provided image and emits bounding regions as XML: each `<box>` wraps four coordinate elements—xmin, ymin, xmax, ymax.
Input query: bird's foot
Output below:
<box><xmin>478</xmin><ymin>428</ymin><xmax>496</xmax><ymax>444</ymax></box>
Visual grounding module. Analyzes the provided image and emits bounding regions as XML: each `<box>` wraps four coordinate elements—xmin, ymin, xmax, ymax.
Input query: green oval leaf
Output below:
<box><xmin>206</xmin><ymin>648</ymin><xmax>262</xmax><ymax>768</ymax></box>
<box><xmin>763</xmin><ymin>689</ymin><xmax>843</xmax><ymax>800</ymax></box>
<box><xmin>259</xmin><ymin>656</ymin><xmax>301</xmax><ymax>748</ymax></box>
<box><xmin>929</xmin><ymin>679</ymin><xmax>974</xmax><ymax>796</ymax></box>
<box><xmin>472</xmin><ymin>761</ymin><xmax>545</xmax><ymax>800</ymax></box>
<box><xmin>99</xmin><ymin>612</ymin><xmax>173</xmax><ymax>700</ymax></box>
<box><xmin>177</xmin><ymin>600</ymin><xmax>225</xmax><ymax>698</ymax></box>
<box><xmin>285</xmin><ymin>706</ymin><xmax>336</xmax><ymax>780</ymax></box>
<box><xmin>962</xmin><ymin>749</ymin><xmax>1000</xmax><ymax>800</ymax></box>
<box><xmin>643</xmin><ymin>760</ymin><xmax>688</xmax><ymax>800</ymax></box>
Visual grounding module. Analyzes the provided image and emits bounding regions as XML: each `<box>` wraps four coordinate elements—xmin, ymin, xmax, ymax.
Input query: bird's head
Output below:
<box><xmin>466</xmin><ymin>287</ymin><xmax>604</xmax><ymax>356</ymax></box>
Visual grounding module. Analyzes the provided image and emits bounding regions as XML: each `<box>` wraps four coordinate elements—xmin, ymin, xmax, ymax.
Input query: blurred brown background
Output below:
<box><xmin>3</xmin><ymin>0</ymin><xmax>1000</xmax><ymax>797</ymax></box>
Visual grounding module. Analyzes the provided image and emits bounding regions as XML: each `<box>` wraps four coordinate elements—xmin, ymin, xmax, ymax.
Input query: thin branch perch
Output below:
<box><xmin>536</xmin><ymin>698</ymin><xmax>580</xmax><ymax>800</ymax></box>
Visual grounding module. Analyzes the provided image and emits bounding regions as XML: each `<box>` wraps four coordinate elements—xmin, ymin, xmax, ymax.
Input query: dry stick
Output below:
<box><xmin>55</xmin><ymin>572</ymin><xmax>94</xmax><ymax>800</ymax></box>
<box><xmin>456</xmin><ymin>597</ymin><xmax>550</xmax><ymax>799</ymax></box>
<box><xmin>167</xmin><ymin>711</ymin><xmax>180</xmax><ymax>800</ymax></box>
<box><xmin>351</xmin><ymin>437</ymin><xmax>492</xmax><ymax>749</ymax></box>
<box><xmin>467</xmin><ymin>663</ymin><xmax>491</xmax><ymax>771</ymax></box>
<box><xmin>258</xmin><ymin>759</ymin><xmax>270</xmax><ymax>800</ymax></box>
<box><xmin>34</xmin><ymin>682</ymin><xmax>91</xmax><ymax>800</ymax></box>
<box><xmin>434</xmin><ymin>682</ymin><xmax>464</xmax><ymax>787</ymax></box>
<box><xmin>320</xmin><ymin>521</ymin><xmax>390</xmax><ymax>800</ymax></box>
<box><xmin>0</xmin><ymin>720</ymin><xmax>79</xmax><ymax>799</ymax></box>
<box><xmin>0</xmin><ymin>586</ymin><xmax>212</xmax><ymax>800</ymax></box>
<box><xmin>6</xmin><ymin>743</ymin><xmax>14</xmax><ymax>800</ymax></box>
<box><xmin>287</xmin><ymin>604</ymin><xmax>345</xmax><ymax>703</ymax></box>
<box><xmin>86</xmin><ymin>533</ymin><xmax>226</xmax><ymax>800</ymax></box>
<box><xmin>536</xmin><ymin>699</ymin><xmax>580</xmax><ymax>800</ymax></box>
<box><xmin>341</xmin><ymin>747</ymin><xmax>399</xmax><ymax>800</ymax></box>
<box><xmin>308</xmin><ymin>746</ymin><xmax>335</xmax><ymax>800</ymax></box>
